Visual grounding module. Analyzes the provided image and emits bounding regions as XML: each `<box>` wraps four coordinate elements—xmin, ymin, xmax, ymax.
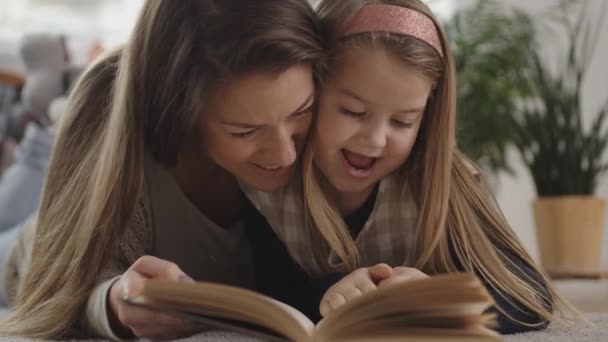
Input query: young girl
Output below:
<box><xmin>243</xmin><ymin>0</ymin><xmax>564</xmax><ymax>335</ymax></box>
<box><xmin>0</xmin><ymin>0</ymin><xmax>322</xmax><ymax>339</ymax></box>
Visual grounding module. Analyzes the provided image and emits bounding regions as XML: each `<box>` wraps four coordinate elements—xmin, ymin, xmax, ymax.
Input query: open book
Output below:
<box><xmin>127</xmin><ymin>272</ymin><xmax>501</xmax><ymax>341</ymax></box>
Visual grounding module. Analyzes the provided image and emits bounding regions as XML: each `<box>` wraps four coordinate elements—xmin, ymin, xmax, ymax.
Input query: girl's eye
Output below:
<box><xmin>339</xmin><ymin>107</ymin><xmax>366</xmax><ymax>118</ymax></box>
<box><xmin>230</xmin><ymin>130</ymin><xmax>257</xmax><ymax>138</ymax></box>
<box><xmin>391</xmin><ymin>120</ymin><xmax>414</xmax><ymax>129</ymax></box>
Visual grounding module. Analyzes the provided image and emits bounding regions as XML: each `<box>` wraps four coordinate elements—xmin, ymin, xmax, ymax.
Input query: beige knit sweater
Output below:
<box><xmin>1</xmin><ymin>153</ymin><xmax>254</xmax><ymax>340</ymax></box>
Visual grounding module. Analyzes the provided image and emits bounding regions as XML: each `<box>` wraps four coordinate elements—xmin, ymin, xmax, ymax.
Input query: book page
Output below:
<box><xmin>315</xmin><ymin>273</ymin><xmax>499</xmax><ymax>341</ymax></box>
<box><xmin>133</xmin><ymin>280</ymin><xmax>315</xmax><ymax>341</ymax></box>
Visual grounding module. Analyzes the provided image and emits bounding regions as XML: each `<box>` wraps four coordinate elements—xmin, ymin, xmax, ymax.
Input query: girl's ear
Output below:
<box><xmin>426</xmin><ymin>87</ymin><xmax>438</xmax><ymax>102</ymax></box>
<box><xmin>431</xmin><ymin>81</ymin><xmax>439</xmax><ymax>91</ymax></box>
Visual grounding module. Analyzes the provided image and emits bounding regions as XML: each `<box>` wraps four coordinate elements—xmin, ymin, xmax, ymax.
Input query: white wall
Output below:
<box><xmin>0</xmin><ymin>0</ymin><xmax>145</xmax><ymax>70</ymax></box>
<box><xmin>456</xmin><ymin>0</ymin><xmax>608</xmax><ymax>264</ymax></box>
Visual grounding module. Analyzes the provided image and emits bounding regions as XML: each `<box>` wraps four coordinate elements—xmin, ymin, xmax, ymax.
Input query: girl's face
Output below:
<box><xmin>202</xmin><ymin>64</ymin><xmax>315</xmax><ymax>191</ymax></box>
<box><xmin>314</xmin><ymin>46</ymin><xmax>433</xmax><ymax>209</ymax></box>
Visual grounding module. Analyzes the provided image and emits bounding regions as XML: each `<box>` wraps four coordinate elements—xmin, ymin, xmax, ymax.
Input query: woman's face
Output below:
<box><xmin>201</xmin><ymin>64</ymin><xmax>315</xmax><ymax>191</ymax></box>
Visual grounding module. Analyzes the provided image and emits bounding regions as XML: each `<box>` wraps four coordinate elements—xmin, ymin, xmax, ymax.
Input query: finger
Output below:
<box><xmin>328</xmin><ymin>292</ymin><xmax>347</xmax><ymax>311</ymax></box>
<box><xmin>378</xmin><ymin>275</ymin><xmax>403</xmax><ymax>288</ymax></box>
<box><xmin>118</xmin><ymin>303</ymin><xmax>163</xmax><ymax>332</ymax></box>
<box><xmin>125</xmin><ymin>307</ymin><xmax>189</xmax><ymax>337</ymax></box>
<box><xmin>319</xmin><ymin>298</ymin><xmax>331</xmax><ymax>318</ymax></box>
<box><xmin>353</xmin><ymin>277</ymin><xmax>377</xmax><ymax>295</ymax></box>
<box><xmin>130</xmin><ymin>256</ymin><xmax>185</xmax><ymax>280</ymax></box>
<box><xmin>319</xmin><ymin>288</ymin><xmax>339</xmax><ymax>318</ymax></box>
<box><xmin>320</xmin><ymin>292</ymin><xmax>347</xmax><ymax>317</ymax></box>
<box><xmin>123</xmin><ymin>266</ymin><xmax>195</xmax><ymax>301</ymax></box>
<box><xmin>121</xmin><ymin>270</ymin><xmax>147</xmax><ymax>300</ymax></box>
<box><xmin>392</xmin><ymin>267</ymin><xmax>430</xmax><ymax>280</ymax></box>
<box><xmin>338</xmin><ymin>285</ymin><xmax>364</xmax><ymax>302</ymax></box>
<box><xmin>120</xmin><ymin>295</ymin><xmax>181</xmax><ymax>322</ymax></box>
<box><xmin>179</xmin><ymin>273</ymin><xmax>195</xmax><ymax>283</ymax></box>
<box><xmin>368</xmin><ymin>263</ymin><xmax>393</xmax><ymax>283</ymax></box>
<box><xmin>378</xmin><ymin>272</ymin><xmax>428</xmax><ymax>288</ymax></box>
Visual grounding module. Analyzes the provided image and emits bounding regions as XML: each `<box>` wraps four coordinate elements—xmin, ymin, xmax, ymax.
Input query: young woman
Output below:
<box><xmin>0</xmin><ymin>0</ymin><xmax>322</xmax><ymax>339</ymax></box>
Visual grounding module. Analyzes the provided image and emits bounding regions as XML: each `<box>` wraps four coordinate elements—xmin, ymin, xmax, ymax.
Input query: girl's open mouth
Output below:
<box><xmin>341</xmin><ymin>149</ymin><xmax>377</xmax><ymax>178</ymax></box>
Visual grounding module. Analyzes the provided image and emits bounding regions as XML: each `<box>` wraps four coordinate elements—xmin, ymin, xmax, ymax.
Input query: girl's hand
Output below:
<box><xmin>378</xmin><ymin>266</ymin><xmax>429</xmax><ymax>288</ymax></box>
<box><xmin>319</xmin><ymin>263</ymin><xmax>392</xmax><ymax>318</ymax></box>
<box><xmin>108</xmin><ymin>256</ymin><xmax>204</xmax><ymax>340</ymax></box>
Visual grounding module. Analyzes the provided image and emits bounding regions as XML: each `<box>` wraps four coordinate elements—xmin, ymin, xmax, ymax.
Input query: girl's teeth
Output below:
<box><xmin>343</xmin><ymin>150</ymin><xmax>375</xmax><ymax>169</ymax></box>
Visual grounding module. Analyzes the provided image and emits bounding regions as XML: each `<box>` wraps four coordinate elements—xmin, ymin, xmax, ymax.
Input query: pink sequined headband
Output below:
<box><xmin>340</xmin><ymin>4</ymin><xmax>444</xmax><ymax>58</ymax></box>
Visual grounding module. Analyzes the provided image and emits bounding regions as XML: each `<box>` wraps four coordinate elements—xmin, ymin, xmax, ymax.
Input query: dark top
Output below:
<box><xmin>243</xmin><ymin>188</ymin><xmax>551</xmax><ymax>335</ymax></box>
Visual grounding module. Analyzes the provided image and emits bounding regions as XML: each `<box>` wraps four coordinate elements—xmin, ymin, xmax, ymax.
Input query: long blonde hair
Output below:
<box><xmin>304</xmin><ymin>0</ymin><xmax>568</xmax><ymax>328</ymax></box>
<box><xmin>0</xmin><ymin>0</ymin><xmax>322</xmax><ymax>338</ymax></box>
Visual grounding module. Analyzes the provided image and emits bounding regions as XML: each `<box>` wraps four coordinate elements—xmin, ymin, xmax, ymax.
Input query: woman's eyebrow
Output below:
<box><xmin>220</xmin><ymin>120</ymin><xmax>262</xmax><ymax>129</ymax></box>
<box><xmin>221</xmin><ymin>92</ymin><xmax>314</xmax><ymax>128</ymax></box>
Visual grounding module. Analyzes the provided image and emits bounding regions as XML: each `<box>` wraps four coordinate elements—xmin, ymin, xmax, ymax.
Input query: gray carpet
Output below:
<box><xmin>0</xmin><ymin>312</ymin><xmax>606</xmax><ymax>341</ymax></box>
<box><xmin>505</xmin><ymin>313</ymin><xmax>607</xmax><ymax>342</ymax></box>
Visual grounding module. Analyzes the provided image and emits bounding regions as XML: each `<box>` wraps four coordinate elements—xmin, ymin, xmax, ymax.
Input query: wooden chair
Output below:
<box><xmin>0</xmin><ymin>70</ymin><xmax>24</xmax><ymax>88</ymax></box>
<box><xmin>0</xmin><ymin>69</ymin><xmax>24</xmax><ymax>116</ymax></box>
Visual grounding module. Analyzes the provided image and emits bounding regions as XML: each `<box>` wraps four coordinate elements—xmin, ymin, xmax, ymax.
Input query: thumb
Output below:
<box><xmin>368</xmin><ymin>263</ymin><xmax>393</xmax><ymax>284</ymax></box>
<box><xmin>179</xmin><ymin>273</ymin><xmax>196</xmax><ymax>283</ymax></box>
<box><xmin>122</xmin><ymin>270</ymin><xmax>146</xmax><ymax>300</ymax></box>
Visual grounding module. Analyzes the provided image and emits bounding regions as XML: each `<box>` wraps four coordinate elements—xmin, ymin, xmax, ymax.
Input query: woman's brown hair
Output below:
<box><xmin>0</xmin><ymin>0</ymin><xmax>322</xmax><ymax>338</ymax></box>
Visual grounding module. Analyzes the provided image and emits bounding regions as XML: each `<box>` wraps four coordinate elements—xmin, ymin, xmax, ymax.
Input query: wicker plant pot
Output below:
<box><xmin>533</xmin><ymin>196</ymin><xmax>606</xmax><ymax>278</ymax></box>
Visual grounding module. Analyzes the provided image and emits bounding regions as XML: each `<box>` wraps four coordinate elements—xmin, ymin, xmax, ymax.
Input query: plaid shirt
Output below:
<box><xmin>242</xmin><ymin>170</ymin><xmax>419</xmax><ymax>275</ymax></box>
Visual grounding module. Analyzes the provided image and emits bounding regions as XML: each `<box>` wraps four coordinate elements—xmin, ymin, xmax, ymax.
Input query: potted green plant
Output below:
<box><xmin>511</xmin><ymin>0</ymin><xmax>607</xmax><ymax>277</ymax></box>
<box><xmin>446</xmin><ymin>0</ymin><xmax>536</xmax><ymax>174</ymax></box>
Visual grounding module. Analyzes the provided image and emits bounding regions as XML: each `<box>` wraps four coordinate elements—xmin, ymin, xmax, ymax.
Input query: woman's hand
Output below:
<box><xmin>319</xmin><ymin>263</ymin><xmax>392</xmax><ymax>318</ymax></box>
<box><xmin>108</xmin><ymin>255</ymin><xmax>204</xmax><ymax>340</ymax></box>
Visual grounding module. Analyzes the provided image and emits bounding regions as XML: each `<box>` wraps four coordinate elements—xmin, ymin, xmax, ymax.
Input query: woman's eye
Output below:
<box><xmin>230</xmin><ymin>130</ymin><xmax>257</xmax><ymax>138</ymax></box>
<box><xmin>293</xmin><ymin>107</ymin><xmax>313</xmax><ymax>118</ymax></box>
<box><xmin>339</xmin><ymin>107</ymin><xmax>366</xmax><ymax>118</ymax></box>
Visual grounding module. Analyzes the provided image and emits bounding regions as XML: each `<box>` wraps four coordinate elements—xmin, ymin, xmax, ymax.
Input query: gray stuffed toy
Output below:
<box><xmin>3</xmin><ymin>33</ymin><xmax>81</xmax><ymax>141</ymax></box>
<box><xmin>0</xmin><ymin>34</ymin><xmax>83</xmax><ymax>307</ymax></box>
<box><xmin>0</xmin><ymin>33</ymin><xmax>84</xmax><ymax>229</ymax></box>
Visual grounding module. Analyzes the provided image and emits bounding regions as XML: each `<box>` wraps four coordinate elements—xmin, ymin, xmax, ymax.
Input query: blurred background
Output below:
<box><xmin>0</xmin><ymin>0</ymin><xmax>606</xmax><ymax>306</ymax></box>
<box><xmin>0</xmin><ymin>0</ymin><xmax>145</xmax><ymax>68</ymax></box>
